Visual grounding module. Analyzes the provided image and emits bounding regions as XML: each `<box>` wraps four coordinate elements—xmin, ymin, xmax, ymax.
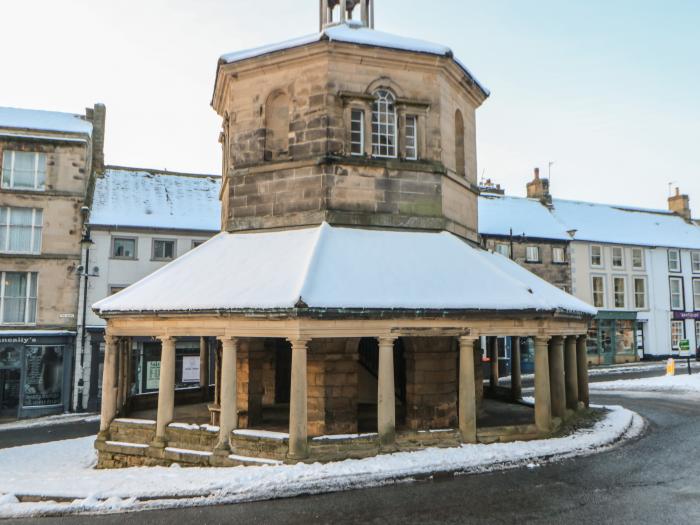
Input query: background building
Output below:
<box><xmin>0</xmin><ymin>104</ymin><xmax>104</xmax><ymax>419</ymax></box>
<box><xmin>74</xmin><ymin>167</ymin><xmax>220</xmax><ymax>412</ymax></box>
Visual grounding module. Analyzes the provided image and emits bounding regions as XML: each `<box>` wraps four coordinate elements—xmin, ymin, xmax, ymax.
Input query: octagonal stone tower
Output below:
<box><xmin>212</xmin><ymin>0</ymin><xmax>489</xmax><ymax>241</ymax></box>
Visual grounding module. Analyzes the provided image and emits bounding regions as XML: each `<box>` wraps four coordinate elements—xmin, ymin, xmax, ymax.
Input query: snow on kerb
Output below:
<box><xmin>219</xmin><ymin>22</ymin><xmax>489</xmax><ymax>97</ymax></box>
<box><xmin>93</xmin><ymin>223</ymin><xmax>597</xmax><ymax>317</ymax></box>
<box><xmin>0</xmin><ymin>106</ymin><xmax>93</xmax><ymax>135</ymax></box>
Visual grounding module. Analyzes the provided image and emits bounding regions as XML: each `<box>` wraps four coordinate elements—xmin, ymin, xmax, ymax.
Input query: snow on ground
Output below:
<box><xmin>0</xmin><ymin>413</ymin><xmax>99</xmax><ymax>431</ymax></box>
<box><xmin>589</xmin><ymin>372</ymin><xmax>700</xmax><ymax>393</ymax></box>
<box><xmin>0</xmin><ymin>405</ymin><xmax>642</xmax><ymax>518</ymax></box>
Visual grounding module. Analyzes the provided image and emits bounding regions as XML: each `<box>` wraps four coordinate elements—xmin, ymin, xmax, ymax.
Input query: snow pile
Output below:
<box><xmin>0</xmin><ymin>413</ymin><xmax>98</xmax><ymax>431</ymax></box>
<box><xmin>220</xmin><ymin>22</ymin><xmax>488</xmax><ymax>96</ymax></box>
<box><xmin>93</xmin><ymin>223</ymin><xmax>596</xmax><ymax>315</ymax></box>
<box><xmin>0</xmin><ymin>405</ymin><xmax>642</xmax><ymax>518</ymax></box>
<box><xmin>590</xmin><ymin>373</ymin><xmax>700</xmax><ymax>393</ymax></box>
<box><xmin>0</xmin><ymin>106</ymin><xmax>93</xmax><ymax>135</ymax></box>
<box><xmin>90</xmin><ymin>168</ymin><xmax>221</xmax><ymax>231</ymax></box>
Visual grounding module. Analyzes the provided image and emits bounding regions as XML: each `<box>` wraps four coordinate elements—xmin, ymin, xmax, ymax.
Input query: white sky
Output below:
<box><xmin>1</xmin><ymin>0</ymin><xmax>698</xmax><ymax>212</ymax></box>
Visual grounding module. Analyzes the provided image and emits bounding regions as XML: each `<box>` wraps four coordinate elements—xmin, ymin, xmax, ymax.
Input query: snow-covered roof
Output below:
<box><xmin>220</xmin><ymin>21</ymin><xmax>489</xmax><ymax>97</ymax></box>
<box><xmin>479</xmin><ymin>195</ymin><xmax>570</xmax><ymax>241</ymax></box>
<box><xmin>0</xmin><ymin>106</ymin><xmax>92</xmax><ymax>135</ymax></box>
<box><xmin>89</xmin><ymin>168</ymin><xmax>221</xmax><ymax>231</ymax></box>
<box><xmin>478</xmin><ymin>194</ymin><xmax>700</xmax><ymax>250</ymax></box>
<box><xmin>93</xmin><ymin>223</ymin><xmax>595</xmax><ymax>316</ymax></box>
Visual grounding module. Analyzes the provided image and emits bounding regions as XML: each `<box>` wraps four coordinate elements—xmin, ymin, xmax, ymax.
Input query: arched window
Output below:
<box><xmin>371</xmin><ymin>90</ymin><xmax>397</xmax><ymax>158</ymax></box>
<box><xmin>265</xmin><ymin>92</ymin><xmax>290</xmax><ymax>160</ymax></box>
<box><xmin>455</xmin><ymin>109</ymin><xmax>466</xmax><ymax>177</ymax></box>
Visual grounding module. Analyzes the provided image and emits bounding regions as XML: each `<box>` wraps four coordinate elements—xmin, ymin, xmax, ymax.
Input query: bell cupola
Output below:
<box><xmin>320</xmin><ymin>0</ymin><xmax>374</xmax><ymax>30</ymax></box>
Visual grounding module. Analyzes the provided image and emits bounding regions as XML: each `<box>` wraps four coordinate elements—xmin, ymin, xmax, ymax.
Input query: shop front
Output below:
<box><xmin>586</xmin><ymin>312</ymin><xmax>638</xmax><ymax>365</ymax></box>
<box><xmin>0</xmin><ymin>331</ymin><xmax>74</xmax><ymax>420</ymax></box>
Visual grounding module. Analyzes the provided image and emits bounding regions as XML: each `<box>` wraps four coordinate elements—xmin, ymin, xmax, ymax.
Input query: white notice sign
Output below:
<box><xmin>182</xmin><ymin>356</ymin><xmax>200</xmax><ymax>383</ymax></box>
<box><xmin>146</xmin><ymin>361</ymin><xmax>160</xmax><ymax>390</ymax></box>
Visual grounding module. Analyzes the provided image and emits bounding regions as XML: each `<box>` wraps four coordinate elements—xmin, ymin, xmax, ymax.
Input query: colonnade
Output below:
<box><xmin>98</xmin><ymin>332</ymin><xmax>590</xmax><ymax>459</ymax></box>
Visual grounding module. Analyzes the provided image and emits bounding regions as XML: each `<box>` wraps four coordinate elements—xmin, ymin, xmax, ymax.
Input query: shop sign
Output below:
<box><xmin>679</xmin><ymin>340</ymin><xmax>691</xmax><ymax>357</ymax></box>
<box><xmin>0</xmin><ymin>337</ymin><xmax>36</xmax><ymax>344</ymax></box>
<box><xmin>673</xmin><ymin>311</ymin><xmax>700</xmax><ymax>321</ymax></box>
<box><xmin>182</xmin><ymin>356</ymin><xmax>200</xmax><ymax>383</ymax></box>
<box><xmin>146</xmin><ymin>361</ymin><xmax>161</xmax><ymax>389</ymax></box>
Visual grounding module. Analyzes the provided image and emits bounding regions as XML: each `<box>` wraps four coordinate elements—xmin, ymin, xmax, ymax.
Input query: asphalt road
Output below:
<box><xmin>4</xmin><ymin>365</ymin><xmax>700</xmax><ymax>524</ymax></box>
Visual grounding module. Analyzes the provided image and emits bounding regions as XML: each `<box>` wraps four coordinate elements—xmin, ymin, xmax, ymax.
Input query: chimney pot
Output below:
<box><xmin>534</xmin><ymin>167</ymin><xmax>540</xmax><ymax>179</ymax></box>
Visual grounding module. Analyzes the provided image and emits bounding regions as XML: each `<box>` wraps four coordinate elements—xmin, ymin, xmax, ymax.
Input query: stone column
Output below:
<box><xmin>534</xmin><ymin>336</ymin><xmax>552</xmax><ymax>433</ymax></box>
<box><xmin>98</xmin><ymin>335</ymin><xmax>118</xmax><ymax>439</ymax></box>
<box><xmin>288</xmin><ymin>338</ymin><xmax>310</xmax><ymax>460</ymax></box>
<box><xmin>511</xmin><ymin>336</ymin><xmax>522</xmax><ymax>401</ymax></box>
<box><xmin>153</xmin><ymin>336</ymin><xmax>176</xmax><ymax>446</ymax></box>
<box><xmin>489</xmin><ymin>337</ymin><xmax>499</xmax><ymax>388</ymax></box>
<box><xmin>115</xmin><ymin>339</ymin><xmax>124</xmax><ymax>414</ymax></box>
<box><xmin>339</xmin><ymin>0</ymin><xmax>347</xmax><ymax>22</ymax></box>
<box><xmin>216</xmin><ymin>337</ymin><xmax>238</xmax><ymax>452</ymax></box>
<box><xmin>361</xmin><ymin>0</ymin><xmax>369</xmax><ymax>25</ymax></box>
<box><xmin>564</xmin><ymin>336</ymin><xmax>579</xmax><ymax>410</ymax></box>
<box><xmin>200</xmin><ymin>336</ymin><xmax>209</xmax><ymax>401</ymax></box>
<box><xmin>549</xmin><ymin>337</ymin><xmax>566</xmax><ymax>420</ymax></box>
<box><xmin>377</xmin><ymin>336</ymin><xmax>397</xmax><ymax>448</ymax></box>
<box><xmin>458</xmin><ymin>336</ymin><xmax>478</xmax><ymax>443</ymax></box>
<box><xmin>576</xmin><ymin>335</ymin><xmax>590</xmax><ymax>408</ymax></box>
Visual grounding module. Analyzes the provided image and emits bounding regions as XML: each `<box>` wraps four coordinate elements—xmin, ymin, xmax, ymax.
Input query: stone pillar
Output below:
<box><xmin>153</xmin><ymin>336</ymin><xmax>176</xmax><ymax>445</ymax></box>
<box><xmin>98</xmin><ymin>335</ymin><xmax>118</xmax><ymax>439</ymax></box>
<box><xmin>458</xmin><ymin>336</ymin><xmax>478</xmax><ymax>443</ymax></box>
<box><xmin>200</xmin><ymin>337</ymin><xmax>209</xmax><ymax>401</ymax></box>
<box><xmin>377</xmin><ymin>336</ymin><xmax>397</xmax><ymax>448</ymax></box>
<box><xmin>534</xmin><ymin>336</ymin><xmax>552</xmax><ymax>433</ymax></box>
<box><xmin>339</xmin><ymin>0</ymin><xmax>347</xmax><ymax>22</ymax></box>
<box><xmin>511</xmin><ymin>336</ymin><xmax>522</xmax><ymax>401</ymax></box>
<box><xmin>360</xmin><ymin>0</ymin><xmax>368</xmax><ymax>25</ymax></box>
<box><xmin>216</xmin><ymin>337</ymin><xmax>238</xmax><ymax>451</ymax></box>
<box><xmin>489</xmin><ymin>337</ymin><xmax>499</xmax><ymax>388</ymax></box>
<box><xmin>115</xmin><ymin>339</ymin><xmax>124</xmax><ymax>414</ymax></box>
<box><xmin>564</xmin><ymin>336</ymin><xmax>579</xmax><ymax>410</ymax></box>
<box><xmin>288</xmin><ymin>338</ymin><xmax>310</xmax><ymax>460</ymax></box>
<box><xmin>549</xmin><ymin>337</ymin><xmax>566</xmax><ymax>420</ymax></box>
<box><xmin>576</xmin><ymin>335</ymin><xmax>590</xmax><ymax>408</ymax></box>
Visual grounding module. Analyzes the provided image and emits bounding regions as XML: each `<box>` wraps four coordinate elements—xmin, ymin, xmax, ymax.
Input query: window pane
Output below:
<box><xmin>693</xmin><ymin>253</ymin><xmax>700</xmax><ymax>273</ymax></box>
<box><xmin>694</xmin><ymin>280</ymin><xmax>700</xmax><ymax>310</ymax></box>
<box><xmin>12</xmin><ymin>152</ymin><xmax>36</xmax><ymax>189</ymax></box>
<box><xmin>350</xmin><ymin>109</ymin><xmax>364</xmax><ymax>156</ymax></box>
<box><xmin>632</xmin><ymin>249</ymin><xmax>643</xmax><ymax>269</ymax></box>
<box><xmin>3</xmin><ymin>272</ymin><xmax>28</xmax><ymax>323</ymax></box>
<box><xmin>371</xmin><ymin>90</ymin><xmax>396</xmax><ymax>158</ymax></box>
<box><xmin>8</xmin><ymin>208</ymin><xmax>33</xmax><ymax>252</ymax></box>
<box><xmin>1</xmin><ymin>153</ymin><xmax>11</xmax><ymax>188</ymax></box>
<box><xmin>634</xmin><ymin>279</ymin><xmax>646</xmax><ymax>309</ymax></box>
<box><xmin>405</xmin><ymin>115</ymin><xmax>417</xmax><ymax>160</ymax></box>
<box><xmin>23</xmin><ymin>346</ymin><xmax>63</xmax><ymax>406</ymax></box>
<box><xmin>113</xmin><ymin>238</ymin><xmax>135</xmax><ymax>258</ymax></box>
<box><xmin>0</xmin><ymin>208</ymin><xmax>6</xmax><ymax>250</ymax></box>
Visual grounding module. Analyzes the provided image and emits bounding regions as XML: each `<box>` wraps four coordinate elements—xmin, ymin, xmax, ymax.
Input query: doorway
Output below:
<box><xmin>0</xmin><ymin>369</ymin><xmax>20</xmax><ymax>418</ymax></box>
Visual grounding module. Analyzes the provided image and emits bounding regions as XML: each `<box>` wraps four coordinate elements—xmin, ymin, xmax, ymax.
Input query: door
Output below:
<box><xmin>0</xmin><ymin>369</ymin><xmax>21</xmax><ymax>418</ymax></box>
<box><xmin>599</xmin><ymin>320</ymin><xmax>615</xmax><ymax>365</ymax></box>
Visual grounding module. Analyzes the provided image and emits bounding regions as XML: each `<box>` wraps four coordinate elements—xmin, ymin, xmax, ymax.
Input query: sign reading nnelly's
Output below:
<box><xmin>0</xmin><ymin>337</ymin><xmax>37</xmax><ymax>344</ymax></box>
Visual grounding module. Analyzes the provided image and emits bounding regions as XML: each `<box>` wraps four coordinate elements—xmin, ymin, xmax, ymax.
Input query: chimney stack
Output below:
<box><xmin>526</xmin><ymin>167</ymin><xmax>551</xmax><ymax>203</ymax></box>
<box><xmin>87</xmin><ymin>103</ymin><xmax>106</xmax><ymax>176</ymax></box>
<box><xmin>668</xmin><ymin>187</ymin><xmax>691</xmax><ymax>220</ymax></box>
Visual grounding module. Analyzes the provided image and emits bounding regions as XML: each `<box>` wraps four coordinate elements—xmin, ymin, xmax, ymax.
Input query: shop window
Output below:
<box><xmin>693</xmin><ymin>279</ymin><xmax>700</xmax><ymax>311</ymax></box>
<box><xmin>590</xmin><ymin>245</ymin><xmax>603</xmax><ymax>267</ymax></box>
<box><xmin>612</xmin><ymin>247</ymin><xmax>624</xmax><ymax>268</ymax></box>
<box><xmin>350</xmin><ymin>109</ymin><xmax>365</xmax><ymax>156</ymax></box>
<box><xmin>670</xmin><ymin>277</ymin><xmax>684</xmax><ymax>311</ymax></box>
<box><xmin>671</xmin><ymin>320</ymin><xmax>685</xmax><ymax>350</ymax></box>
<box><xmin>23</xmin><ymin>346</ymin><xmax>64</xmax><ymax>407</ymax></box>
<box><xmin>552</xmin><ymin>246</ymin><xmax>566</xmax><ymax>264</ymax></box>
<box><xmin>454</xmin><ymin>109</ymin><xmax>465</xmax><ymax>176</ymax></box>
<box><xmin>264</xmin><ymin>91</ymin><xmax>290</xmax><ymax>161</ymax></box>
<box><xmin>1</xmin><ymin>151</ymin><xmax>46</xmax><ymax>191</ymax></box>
<box><xmin>525</xmin><ymin>246</ymin><xmax>540</xmax><ymax>262</ymax></box>
<box><xmin>152</xmin><ymin>239</ymin><xmax>175</xmax><ymax>261</ymax></box>
<box><xmin>495</xmin><ymin>243</ymin><xmax>510</xmax><ymax>258</ymax></box>
<box><xmin>592</xmin><ymin>276</ymin><xmax>605</xmax><ymax>308</ymax></box>
<box><xmin>112</xmin><ymin>237</ymin><xmax>136</xmax><ymax>259</ymax></box>
<box><xmin>371</xmin><ymin>90</ymin><xmax>397</xmax><ymax>158</ymax></box>
<box><xmin>613</xmin><ymin>277</ymin><xmax>626</xmax><ymax>308</ymax></box>
<box><xmin>0</xmin><ymin>271</ymin><xmax>37</xmax><ymax>324</ymax></box>
<box><xmin>405</xmin><ymin>115</ymin><xmax>418</xmax><ymax>160</ymax></box>
<box><xmin>632</xmin><ymin>248</ymin><xmax>644</xmax><ymax>270</ymax></box>
<box><xmin>668</xmin><ymin>249</ymin><xmax>681</xmax><ymax>272</ymax></box>
<box><xmin>634</xmin><ymin>278</ymin><xmax>647</xmax><ymax>309</ymax></box>
<box><xmin>0</xmin><ymin>207</ymin><xmax>42</xmax><ymax>254</ymax></box>
<box><xmin>696</xmin><ymin>322</ymin><xmax>700</xmax><ymax>352</ymax></box>
<box><xmin>692</xmin><ymin>252</ymin><xmax>700</xmax><ymax>274</ymax></box>
<box><xmin>615</xmin><ymin>320</ymin><xmax>635</xmax><ymax>354</ymax></box>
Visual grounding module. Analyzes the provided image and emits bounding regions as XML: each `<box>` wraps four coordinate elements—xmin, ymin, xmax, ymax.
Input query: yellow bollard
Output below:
<box><xmin>666</xmin><ymin>358</ymin><xmax>676</xmax><ymax>376</ymax></box>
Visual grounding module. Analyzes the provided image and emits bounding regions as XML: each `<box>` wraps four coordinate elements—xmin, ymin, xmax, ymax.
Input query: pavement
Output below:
<box><xmin>3</xmin><ymin>363</ymin><xmax>700</xmax><ymax>524</ymax></box>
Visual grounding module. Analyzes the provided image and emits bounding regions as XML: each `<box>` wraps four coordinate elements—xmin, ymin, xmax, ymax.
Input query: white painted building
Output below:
<box><xmin>73</xmin><ymin>166</ymin><xmax>220</xmax><ymax>411</ymax></box>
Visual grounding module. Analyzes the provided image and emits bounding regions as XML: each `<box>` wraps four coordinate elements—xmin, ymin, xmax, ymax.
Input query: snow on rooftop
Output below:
<box><xmin>89</xmin><ymin>168</ymin><xmax>221</xmax><ymax>231</ymax></box>
<box><xmin>0</xmin><ymin>106</ymin><xmax>92</xmax><ymax>135</ymax></box>
<box><xmin>478</xmin><ymin>196</ymin><xmax>571</xmax><ymax>241</ymax></box>
<box><xmin>93</xmin><ymin>223</ymin><xmax>595</xmax><ymax>316</ymax></box>
<box><xmin>220</xmin><ymin>22</ymin><xmax>489</xmax><ymax>96</ymax></box>
<box><xmin>478</xmin><ymin>194</ymin><xmax>700</xmax><ymax>250</ymax></box>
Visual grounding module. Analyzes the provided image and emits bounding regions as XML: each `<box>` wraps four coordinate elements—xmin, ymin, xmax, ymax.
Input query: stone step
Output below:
<box><xmin>163</xmin><ymin>446</ymin><xmax>213</xmax><ymax>466</ymax></box>
<box><xmin>228</xmin><ymin>453</ymin><xmax>284</xmax><ymax>467</ymax></box>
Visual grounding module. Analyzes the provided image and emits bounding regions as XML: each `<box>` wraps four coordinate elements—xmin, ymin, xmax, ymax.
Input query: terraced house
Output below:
<box><xmin>0</xmin><ymin>105</ymin><xmax>105</xmax><ymax>419</ymax></box>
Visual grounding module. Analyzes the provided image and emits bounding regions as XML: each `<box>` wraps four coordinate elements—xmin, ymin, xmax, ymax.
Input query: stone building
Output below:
<box><xmin>0</xmin><ymin>104</ymin><xmax>104</xmax><ymax>419</ymax></box>
<box><xmin>73</xmin><ymin>167</ymin><xmax>220</xmax><ymax>412</ymax></box>
<box><xmin>92</xmin><ymin>0</ymin><xmax>594</xmax><ymax>468</ymax></box>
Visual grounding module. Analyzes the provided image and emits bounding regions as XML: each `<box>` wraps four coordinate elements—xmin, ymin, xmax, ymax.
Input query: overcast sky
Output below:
<box><xmin>2</xmin><ymin>0</ymin><xmax>698</xmax><ymax>211</ymax></box>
